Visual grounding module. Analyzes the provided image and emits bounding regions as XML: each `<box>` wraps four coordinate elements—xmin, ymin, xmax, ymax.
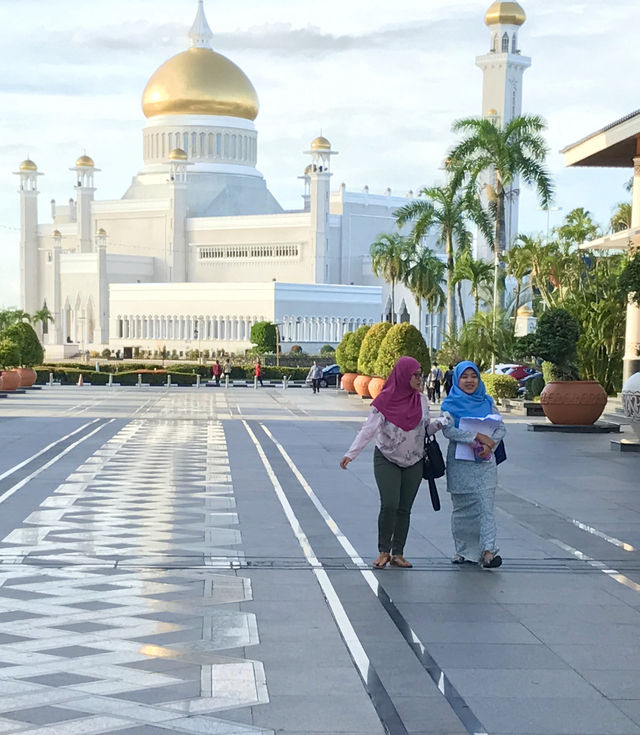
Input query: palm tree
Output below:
<box><xmin>610</xmin><ymin>202</ymin><xmax>632</xmax><ymax>233</ymax></box>
<box><xmin>32</xmin><ymin>304</ymin><xmax>55</xmax><ymax>336</ymax></box>
<box><xmin>505</xmin><ymin>235</ymin><xmax>535</xmax><ymax>320</ymax></box>
<box><xmin>555</xmin><ymin>207</ymin><xmax>600</xmax><ymax>246</ymax></box>
<box><xmin>452</xmin><ymin>250</ymin><xmax>494</xmax><ymax>314</ymax></box>
<box><xmin>405</xmin><ymin>246</ymin><xmax>446</xmax><ymax>358</ymax></box>
<box><xmin>394</xmin><ymin>183</ymin><xmax>492</xmax><ymax>335</ymax></box>
<box><xmin>0</xmin><ymin>309</ymin><xmax>31</xmax><ymax>331</ymax></box>
<box><xmin>370</xmin><ymin>233</ymin><xmax>412</xmax><ymax>323</ymax></box>
<box><xmin>447</xmin><ymin>113</ymin><xmax>553</xmax><ymax>367</ymax></box>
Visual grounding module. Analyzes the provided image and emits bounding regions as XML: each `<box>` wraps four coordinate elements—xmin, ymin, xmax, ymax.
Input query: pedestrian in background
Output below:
<box><xmin>223</xmin><ymin>358</ymin><xmax>232</xmax><ymax>383</ymax></box>
<box><xmin>255</xmin><ymin>360</ymin><xmax>264</xmax><ymax>387</ymax></box>
<box><xmin>441</xmin><ymin>361</ymin><xmax>506</xmax><ymax>569</ymax></box>
<box><xmin>212</xmin><ymin>359</ymin><xmax>221</xmax><ymax>386</ymax></box>
<box><xmin>427</xmin><ymin>363</ymin><xmax>444</xmax><ymax>402</ymax></box>
<box><xmin>443</xmin><ymin>364</ymin><xmax>454</xmax><ymax>396</ymax></box>
<box><xmin>340</xmin><ymin>356</ymin><xmax>442</xmax><ymax>569</ymax></box>
<box><xmin>307</xmin><ymin>361</ymin><xmax>323</xmax><ymax>393</ymax></box>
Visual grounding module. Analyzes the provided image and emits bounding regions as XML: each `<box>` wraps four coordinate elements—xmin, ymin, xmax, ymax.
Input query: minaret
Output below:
<box><xmin>167</xmin><ymin>148</ymin><xmax>191</xmax><ymax>282</ymax></box>
<box><xmin>305</xmin><ymin>136</ymin><xmax>337</xmax><ymax>283</ymax></box>
<box><xmin>71</xmin><ymin>154</ymin><xmax>99</xmax><ymax>253</ymax></box>
<box><xmin>475</xmin><ymin>1</ymin><xmax>531</xmax><ymax>259</ymax></box>
<box><xmin>15</xmin><ymin>159</ymin><xmax>42</xmax><ymax>315</ymax></box>
<box><xmin>96</xmin><ymin>228</ymin><xmax>109</xmax><ymax>344</ymax></box>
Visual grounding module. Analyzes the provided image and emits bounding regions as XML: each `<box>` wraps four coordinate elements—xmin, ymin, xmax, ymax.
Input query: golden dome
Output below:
<box><xmin>311</xmin><ymin>136</ymin><xmax>331</xmax><ymax>150</ymax></box>
<box><xmin>168</xmin><ymin>148</ymin><xmax>188</xmax><ymax>160</ymax></box>
<box><xmin>97</xmin><ymin>228</ymin><xmax>107</xmax><ymax>236</ymax></box>
<box><xmin>517</xmin><ymin>304</ymin><xmax>534</xmax><ymax>317</ymax></box>
<box><xmin>142</xmin><ymin>47</ymin><xmax>259</xmax><ymax>120</ymax></box>
<box><xmin>52</xmin><ymin>229</ymin><xmax>62</xmax><ymax>238</ymax></box>
<box><xmin>75</xmin><ymin>154</ymin><xmax>95</xmax><ymax>167</ymax></box>
<box><xmin>19</xmin><ymin>159</ymin><xmax>37</xmax><ymax>171</ymax></box>
<box><xmin>485</xmin><ymin>2</ymin><xmax>526</xmax><ymax>26</ymax></box>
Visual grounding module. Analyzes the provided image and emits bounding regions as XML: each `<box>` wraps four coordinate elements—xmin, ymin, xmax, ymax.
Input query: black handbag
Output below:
<box><xmin>423</xmin><ymin>434</ymin><xmax>446</xmax><ymax>480</ymax></box>
<box><xmin>494</xmin><ymin>440</ymin><xmax>507</xmax><ymax>465</ymax></box>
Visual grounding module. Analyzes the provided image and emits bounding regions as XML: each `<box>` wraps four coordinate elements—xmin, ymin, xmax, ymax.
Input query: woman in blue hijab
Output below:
<box><xmin>441</xmin><ymin>361</ymin><xmax>507</xmax><ymax>568</ymax></box>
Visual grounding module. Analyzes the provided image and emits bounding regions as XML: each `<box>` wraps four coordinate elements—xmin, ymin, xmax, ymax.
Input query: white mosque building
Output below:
<box><xmin>15</xmin><ymin>1</ymin><xmax>529</xmax><ymax>358</ymax></box>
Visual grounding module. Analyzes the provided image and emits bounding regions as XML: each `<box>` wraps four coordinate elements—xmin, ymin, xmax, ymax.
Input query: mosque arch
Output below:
<box><xmin>501</xmin><ymin>32</ymin><xmax>509</xmax><ymax>52</ymax></box>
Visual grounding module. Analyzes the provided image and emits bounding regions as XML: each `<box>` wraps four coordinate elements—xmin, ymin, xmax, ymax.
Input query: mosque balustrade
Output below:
<box><xmin>144</xmin><ymin>127</ymin><xmax>257</xmax><ymax>167</ymax></box>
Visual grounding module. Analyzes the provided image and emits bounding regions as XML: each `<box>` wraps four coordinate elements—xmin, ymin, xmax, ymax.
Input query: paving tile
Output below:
<box><xmin>426</xmin><ymin>643</ymin><xmax>569</xmax><ymax>670</ymax></box>
<box><xmin>2</xmin><ymin>705</ymin><xmax>88</xmax><ymax>725</ymax></box>
<box><xmin>445</xmin><ymin>668</ymin><xmax>598</xmax><ymax>698</ymax></box>
<box><xmin>21</xmin><ymin>673</ymin><xmax>99</xmax><ymax>687</ymax></box>
<box><xmin>40</xmin><ymin>646</ymin><xmax>109</xmax><ymax>658</ymax></box>
<box><xmin>585</xmin><ymin>669</ymin><xmax>640</xmax><ymax>699</ymax></box>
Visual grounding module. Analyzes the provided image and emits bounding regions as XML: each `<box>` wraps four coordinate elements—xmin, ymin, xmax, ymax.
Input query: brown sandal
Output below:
<box><xmin>390</xmin><ymin>555</ymin><xmax>413</xmax><ymax>568</ymax></box>
<box><xmin>373</xmin><ymin>552</ymin><xmax>391</xmax><ymax>569</ymax></box>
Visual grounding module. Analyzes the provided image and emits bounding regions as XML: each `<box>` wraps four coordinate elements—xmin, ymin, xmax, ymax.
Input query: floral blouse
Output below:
<box><xmin>344</xmin><ymin>395</ymin><xmax>440</xmax><ymax>468</ymax></box>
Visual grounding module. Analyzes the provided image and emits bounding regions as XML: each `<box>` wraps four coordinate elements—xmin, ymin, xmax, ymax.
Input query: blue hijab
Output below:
<box><xmin>441</xmin><ymin>360</ymin><xmax>494</xmax><ymax>426</ymax></box>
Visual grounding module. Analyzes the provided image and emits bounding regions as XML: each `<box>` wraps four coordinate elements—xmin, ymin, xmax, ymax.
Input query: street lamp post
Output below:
<box><xmin>537</xmin><ymin>205</ymin><xmax>563</xmax><ymax>238</ymax></box>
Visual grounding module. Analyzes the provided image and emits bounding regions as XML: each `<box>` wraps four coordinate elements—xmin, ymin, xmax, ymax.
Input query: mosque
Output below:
<box><xmin>15</xmin><ymin>1</ymin><xmax>528</xmax><ymax>358</ymax></box>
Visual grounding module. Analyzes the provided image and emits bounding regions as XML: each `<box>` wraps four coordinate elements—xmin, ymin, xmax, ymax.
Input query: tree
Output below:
<box><xmin>32</xmin><ymin>304</ymin><xmax>55</xmax><ymax>335</ymax></box>
<box><xmin>0</xmin><ymin>322</ymin><xmax>43</xmax><ymax>367</ymax></box>
<box><xmin>0</xmin><ymin>309</ymin><xmax>31</xmax><ymax>332</ymax></box>
<box><xmin>249</xmin><ymin>321</ymin><xmax>277</xmax><ymax>353</ymax></box>
<box><xmin>344</xmin><ymin>324</ymin><xmax>371</xmax><ymax>373</ymax></box>
<box><xmin>404</xmin><ymin>245</ymin><xmax>445</xmax><ymax>357</ymax></box>
<box><xmin>375</xmin><ymin>323</ymin><xmax>430</xmax><ymax>378</ymax></box>
<box><xmin>458</xmin><ymin>309</ymin><xmax>515</xmax><ymax>372</ymax></box>
<box><xmin>555</xmin><ymin>207</ymin><xmax>600</xmax><ymax>246</ymax></box>
<box><xmin>447</xmin><ymin>114</ymin><xmax>553</xmax><ymax>366</ymax></box>
<box><xmin>619</xmin><ymin>250</ymin><xmax>640</xmax><ymax>307</ymax></box>
<box><xmin>452</xmin><ymin>250</ymin><xmax>494</xmax><ymax>314</ymax></box>
<box><xmin>358</xmin><ymin>322</ymin><xmax>392</xmax><ymax>375</ymax></box>
<box><xmin>0</xmin><ymin>338</ymin><xmax>21</xmax><ymax>369</ymax></box>
<box><xmin>369</xmin><ymin>233</ymin><xmax>412</xmax><ymax>324</ymax></box>
<box><xmin>529</xmin><ymin>308</ymin><xmax>580</xmax><ymax>380</ymax></box>
<box><xmin>394</xmin><ymin>183</ymin><xmax>492</xmax><ymax>334</ymax></box>
<box><xmin>504</xmin><ymin>235</ymin><xmax>536</xmax><ymax>321</ymax></box>
<box><xmin>335</xmin><ymin>332</ymin><xmax>355</xmax><ymax>373</ymax></box>
<box><xmin>610</xmin><ymin>202</ymin><xmax>632</xmax><ymax>233</ymax></box>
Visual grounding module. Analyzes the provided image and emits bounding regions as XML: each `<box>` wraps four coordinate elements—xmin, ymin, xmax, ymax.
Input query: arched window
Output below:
<box><xmin>216</xmin><ymin>133</ymin><xmax>222</xmax><ymax>155</ymax></box>
<box><xmin>161</xmin><ymin>133</ymin><xmax>166</xmax><ymax>157</ymax></box>
<box><xmin>501</xmin><ymin>32</ymin><xmax>509</xmax><ymax>52</ymax></box>
<box><xmin>200</xmin><ymin>132</ymin><xmax>205</xmax><ymax>156</ymax></box>
<box><xmin>208</xmin><ymin>133</ymin><xmax>214</xmax><ymax>156</ymax></box>
<box><xmin>491</xmin><ymin>33</ymin><xmax>497</xmax><ymax>52</ymax></box>
<box><xmin>191</xmin><ymin>132</ymin><xmax>197</xmax><ymax>155</ymax></box>
<box><xmin>231</xmin><ymin>134</ymin><xmax>236</xmax><ymax>158</ymax></box>
<box><xmin>224</xmin><ymin>134</ymin><xmax>230</xmax><ymax>158</ymax></box>
<box><xmin>183</xmin><ymin>132</ymin><xmax>189</xmax><ymax>152</ymax></box>
<box><xmin>512</xmin><ymin>33</ymin><xmax>517</xmax><ymax>53</ymax></box>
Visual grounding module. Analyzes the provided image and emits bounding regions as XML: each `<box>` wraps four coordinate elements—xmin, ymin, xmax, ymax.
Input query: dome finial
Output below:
<box><xmin>189</xmin><ymin>0</ymin><xmax>213</xmax><ymax>49</ymax></box>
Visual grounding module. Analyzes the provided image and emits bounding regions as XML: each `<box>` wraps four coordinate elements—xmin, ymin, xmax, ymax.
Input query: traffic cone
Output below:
<box><xmin>77</xmin><ymin>374</ymin><xmax>83</xmax><ymax>386</ymax></box>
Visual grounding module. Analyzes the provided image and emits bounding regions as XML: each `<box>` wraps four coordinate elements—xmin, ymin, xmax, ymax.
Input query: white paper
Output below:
<box><xmin>454</xmin><ymin>414</ymin><xmax>503</xmax><ymax>461</ymax></box>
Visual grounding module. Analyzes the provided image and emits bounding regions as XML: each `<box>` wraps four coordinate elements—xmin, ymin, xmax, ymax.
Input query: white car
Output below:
<box><xmin>486</xmin><ymin>363</ymin><xmax>519</xmax><ymax>375</ymax></box>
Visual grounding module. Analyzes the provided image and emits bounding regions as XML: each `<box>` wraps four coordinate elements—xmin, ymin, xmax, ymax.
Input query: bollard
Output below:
<box><xmin>254</xmin><ymin>376</ymin><xmax>258</xmax><ymax>389</ymax></box>
<box><xmin>137</xmin><ymin>373</ymin><xmax>142</xmax><ymax>387</ymax></box>
<box><xmin>167</xmin><ymin>374</ymin><xmax>171</xmax><ymax>387</ymax></box>
<box><xmin>77</xmin><ymin>374</ymin><xmax>84</xmax><ymax>386</ymax></box>
<box><xmin>225</xmin><ymin>375</ymin><xmax>229</xmax><ymax>389</ymax></box>
<box><xmin>108</xmin><ymin>373</ymin><xmax>113</xmax><ymax>387</ymax></box>
<box><xmin>196</xmin><ymin>374</ymin><xmax>201</xmax><ymax>388</ymax></box>
<box><xmin>49</xmin><ymin>372</ymin><xmax>54</xmax><ymax>387</ymax></box>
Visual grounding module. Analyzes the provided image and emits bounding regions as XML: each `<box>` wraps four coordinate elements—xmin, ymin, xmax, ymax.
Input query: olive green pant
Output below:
<box><xmin>373</xmin><ymin>447</ymin><xmax>423</xmax><ymax>555</ymax></box>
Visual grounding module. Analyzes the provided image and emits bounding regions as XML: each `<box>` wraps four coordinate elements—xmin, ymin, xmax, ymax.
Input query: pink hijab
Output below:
<box><xmin>371</xmin><ymin>356</ymin><xmax>423</xmax><ymax>431</ymax></box>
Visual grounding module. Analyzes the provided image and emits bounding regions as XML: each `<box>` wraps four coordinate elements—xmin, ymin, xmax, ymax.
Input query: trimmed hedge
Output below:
<box><xmin>375</xmin><ymin>323</ymin><xmax>430</xmax><ymax>379</ymax></box>
<box><xmin>482</xmin><ymin>373</ymin><xmax>518</xmax><ymax>400</ymax></box>
<box><xmin>358</xmin><ymin>322</ymin><xmax>392</xmax><ymax>376</ymax></box>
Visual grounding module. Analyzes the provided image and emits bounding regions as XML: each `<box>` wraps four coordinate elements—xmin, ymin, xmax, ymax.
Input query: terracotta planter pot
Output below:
<box><xmin>354</xmin><ymin>375</ymin><xmax>372</xmax><ymax>398</ymax></box>
<box><xmin>621</xmin><ymin>371</ymin><xmax>640</xmax><ymax>442</ymax></box>
<box><xmin>0</xmin><ymin>370</ymin><xmax>21</xmax><ymax>391</ymax></box>
<box><xmin>341</xmin><ymin>372</ymin><xmax>357</xmax><ymax>393</ymax></box>
<box><xmin>540</xmin><ymin>380</ymin><xmax>607</xmax><ymax>425</ymax></box>
<box><xmin>15</xmin><ymin>367</ymin><xmax>37</xmax><ymax>387</ymax></box>
<box><xmin>368</xmin><ymin>377</ymin><xmax>386</xmax><ymax>400</ymax></box>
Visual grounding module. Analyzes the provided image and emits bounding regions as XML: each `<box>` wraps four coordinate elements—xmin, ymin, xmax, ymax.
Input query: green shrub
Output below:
<box><xmin>526</xmin><ymin>373</ymin><xmax>545</xmax><ymax>399</ymax></box>
<box><xmin>335</xmin><ymin>332</ymin><xmax>355</xmax><ymax>373</ymax></box>
<box><xmin>1</xmin><ymin>322</ymin><xmax>43</xmax><ymax>367</ymax></box>
<box><xmin>250</xmin><ymin>321</ymin><xmax>277</xmax><ymax>352</ymax></box>
<box><xmin>619</xmin><ymin>250</ymin><xmax>640</xmax><ymax>306</ymax></box>
<box><xmin>0</xmin><ymin>338</ymin><xmax>21</xmax><ymax>369</ymax></box>
<box><xmin>482</xmin><ymin>372</ymin><xmax>518</xmax><ymax>400</ymax></box>
<box><xmin>530</xmin><ymin>308</ymin><xmax>580</xmax><ymax>380</ymax></box>
<box><xmin>344</xmin><ymin>324</ymin><xmax>370</xmax><ymax>373</ymax></box>
<box><xmin>358</xmin><ymin>322</ymin><xmax>392</xmax><ymax>376</ymax></box>
<box><xmin>319</xmin><ymin>344</ymin><xmax>335</xmax><ymax>355</ymax></box>
<box><xmin>375</xmin><ymin>323</ymin><xmax>430</xmax><ymax>379</ymax></box>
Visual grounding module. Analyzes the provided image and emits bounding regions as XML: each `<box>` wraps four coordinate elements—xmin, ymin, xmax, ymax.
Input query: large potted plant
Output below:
<box><xmin>347</xmin><ymin>325</ymin><xmax>372</xmax><ymax>397</ymax></box>
<box><xmin>0</xmin><ymin>338</ymin><xmax>22</xmax><ymax>391</ymax></box>
<box><xmin>533</xmin><ymin>309</ymin><xmax>607</xmax><ymax>425</ymax></box>
<box><xmin>336</xmin><ymin>332</ymin><xmax>357</xmax><ymax>393</ymax></box>
<box><xmin>1</xmin><ymin>322</ymin><xmax>43</xmax><ymax>387</ymax></box>
<box><xmin>358</xmin><ymin>321</ymin><xmax>392</xmax><ymax>399</ymax></box>
<box><xmin>374</xmin><ymin>322</ymin><xmax>431</xmax><ymax>384</ymax></box>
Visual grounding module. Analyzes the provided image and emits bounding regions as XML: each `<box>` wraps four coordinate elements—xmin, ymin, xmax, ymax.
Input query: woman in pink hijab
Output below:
<box><xmin>340</xmin><ymin>356</ymin><xmax>442</xmax><ymax>568</ymax></box>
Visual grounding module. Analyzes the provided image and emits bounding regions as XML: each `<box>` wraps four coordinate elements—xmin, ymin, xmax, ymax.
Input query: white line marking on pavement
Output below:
<box><xmin>569</xmin><ymin>518</ymin><xmax>636</xmax><ymax>552</ymax></box>
<box><xmin>0</xmin><ymin>419</ymin><xmax>100</xmax><ymax>482</ymax></box>
<box><xmin>0</xmin><ymin>420</ymin><xmax>115</xmax><ymax>505</ymax></box>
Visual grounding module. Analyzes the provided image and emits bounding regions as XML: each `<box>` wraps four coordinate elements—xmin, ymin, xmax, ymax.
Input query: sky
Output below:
<box><xmin>1</xmin><ymin>0</ymin><xmax>638</xmax><ymax>308</ymax></box>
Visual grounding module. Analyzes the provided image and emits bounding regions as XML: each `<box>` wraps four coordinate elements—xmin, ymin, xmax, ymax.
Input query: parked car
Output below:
<box><xmin>506</xmin><ymin>365</ymin><xmax>539</xmax><ymax>381</ymax></box>
<box><xmin>305</xmin><ymin>363</ymin><xmax>341</xmax><ymax>387</ymax></box>
<box><xmin>487</xmin><ymin>363</ymin><xmax>519</xmax><ymax>375</ymax></box>
<box><xmin>516</xmin><ymin>371</ymin><xmax>543</xmax><ymax>397</ymax></box>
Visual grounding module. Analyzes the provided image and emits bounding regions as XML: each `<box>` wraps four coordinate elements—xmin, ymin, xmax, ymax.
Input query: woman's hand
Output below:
<box><xmin>476</xmin><ymin>432</ymin><xmax>496</xmax><ymax>449</ymax></box>
<box><xmin>476</xmin><ymin>444</ymin><xmax>492</xmax><ymax>460</ymax></box>
<box><xmin>339</xmin><ymin>456</ymin><xmax>352</xmax><ymax>470</ymax></box>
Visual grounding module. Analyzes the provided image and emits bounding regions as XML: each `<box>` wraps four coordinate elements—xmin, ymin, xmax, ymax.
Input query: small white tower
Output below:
<box><xmin>475</xmin><ymin>1</ymin><xmax>531</xmax><ymax>259</ymax></box>
<box><xmin>71</xmin><ymin>154</ymin><xmax>99</xmax><ymax>253</ymax></box>
<box><xmin>167</xmin><ymin>148</ymin><xmax>192</xmax><ymax>281</ymax></box>
<box><xmin>305</xmin><ymin>136</ymin><xmax>337</xmax><ymax>283</ymax></box>
<box><xmin>15</xmin><ymin>158</ymin><xmax>43</xmax><ymax>315</ymax></box>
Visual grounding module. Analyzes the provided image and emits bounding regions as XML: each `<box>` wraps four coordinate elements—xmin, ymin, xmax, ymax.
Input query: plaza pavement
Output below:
<box><xmin>0</xmin><ymin>383</ymin><xmax>638</xmax><ymax>735</ymax></box>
